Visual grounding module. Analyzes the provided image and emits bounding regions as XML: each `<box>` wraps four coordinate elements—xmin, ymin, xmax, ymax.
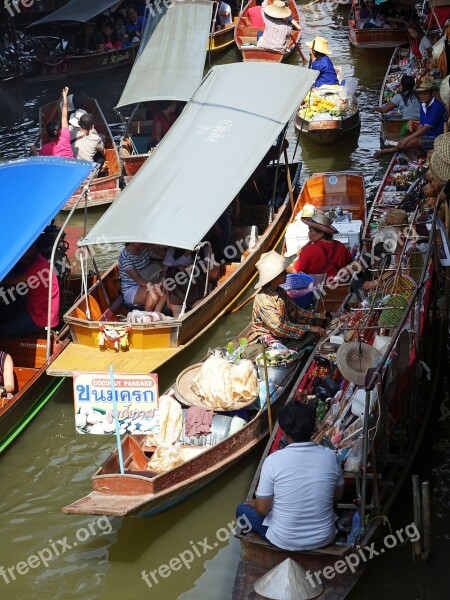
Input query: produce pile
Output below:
<box><xmin>298</xmin><ymin>88</ymin><xmax>352</xmax><ymax>122</ymax></box>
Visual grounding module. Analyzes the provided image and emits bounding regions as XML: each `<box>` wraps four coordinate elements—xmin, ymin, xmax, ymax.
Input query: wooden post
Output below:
<box><xmin>283</xmin><ymin>149</ymin><xmax>295</xmax><ymax>213</ymax></box>
<box><xmin>421</xmin><ymin>481</ymin><xmax>431</xmax><ymax>561</ymax></box>
<box><xmin>412</xmin><ymin>474</ymin><xmax>422</xmax><ymax>559</ymax></box>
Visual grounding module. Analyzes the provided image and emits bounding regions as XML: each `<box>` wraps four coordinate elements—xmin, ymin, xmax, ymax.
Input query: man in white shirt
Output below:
<box><xmin>236</xmin><ymin>401</ymin><xmax>344</xmax><ymax>550</ymax></box>
<box><xmin>71</xmin><ymin>113</ymin><xmax>105</xmax><ymax>165</ymax></box>
<box><xmin>217</xmin><ymin>1</ymin><xmax>232</xmax><ymax>29</ymax></box>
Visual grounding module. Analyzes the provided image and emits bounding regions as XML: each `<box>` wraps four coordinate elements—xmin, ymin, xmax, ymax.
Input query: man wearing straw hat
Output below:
<box><xmin>374</xmin><ymin>76</ymin><xmax>447</xmax><ymax>158</ymax></box>
<box><xmin>257</xmin><ymin>0</ymin><xmax>301</xmax><ymax>53</ymax></box>
<box><xmin>306</xmin><ymin>36</ymin><xmax>339</xmax><ymax>88</ymax></box>
<box><xmin>247</xmin><ymin>250</ymin><xmax>325</xmax><ymax>347</ymax></box>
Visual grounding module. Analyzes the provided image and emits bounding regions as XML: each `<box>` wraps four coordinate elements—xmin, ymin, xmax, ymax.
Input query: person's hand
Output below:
<box><xmin>362</xmin><ymin>281</ymin><xmax>374</xmax><ymax>291</ymax></box>
<box><xmin>30</xmin><ymin>145</ymin><xmax>38</xmax><ymax>156</ymax></box>
<box><xmin>62</xmin><ymin>86</ymin><xmax>69</xmax><ymax>98</ymax></box>
<box><xmin>310</xmin><ymin>325</ymin><xmax>325</xmax><ymax>336</ymax></box>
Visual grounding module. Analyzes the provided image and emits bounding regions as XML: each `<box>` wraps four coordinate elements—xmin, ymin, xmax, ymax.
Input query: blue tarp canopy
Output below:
<box><xmin>0</xmin><ymin>157</ymin><xmax>95</xmax><ymax>281</ymax></box>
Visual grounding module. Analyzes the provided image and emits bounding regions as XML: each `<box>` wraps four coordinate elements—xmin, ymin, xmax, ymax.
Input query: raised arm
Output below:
<box><xmin>61</xmin><ymin>86</ymin><xmax>69</xmax><ymax>129</ymax></box>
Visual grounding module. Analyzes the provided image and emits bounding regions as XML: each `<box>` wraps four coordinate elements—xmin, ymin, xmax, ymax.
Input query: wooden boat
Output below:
<box><xmin>378</xmin><ymin>47</ymin><xmax>412</xmax><ymax>147</ymax></box>
<box><xmin>61</xmin><ymin>323</ymin><xmax>309</xmax><ymax>517</ymax></box>
<box><xmin>38</xmin><ymin>98</ymin><xmax>122</xmax><ymax>210</ymax></box>
<box><xmin>348</xmin><ymin>2</ymin><xmax>409</xmax><ymax>48</ymax></box>
<box><xmin>208</xmin><ymin>18</ymin><xmax>238</xmax><ymax>55</ymax></box>
<box><xmin>295</xmin><ymin>101</ymin><xmax>360</xmax><ymax>146</ymax></box>
<box><xmin>46</xmin><ymin>62</ymin><xmax>319</xmax><ymax>378</ymax></box>
<box><xmin>234</xmin><ymin>0</ymin><xmax>301</xmax><ymax>62</ymax></box>
<box><xmin>231</xmin><ymin>154</ymin><xmax>441</xmax><ymax>598</ymax></box>
<box><xmin>0</xmin><ymin>156</ymin><xmax>96</xmax><ymax>454</ymax></box>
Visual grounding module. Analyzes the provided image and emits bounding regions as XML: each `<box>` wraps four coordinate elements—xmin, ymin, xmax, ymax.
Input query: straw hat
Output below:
<box><xmin>384</xmin><ymin>208</ymin><xmax>408</xmax><ymax>228</ymax></box>
<box><xmin>69</xmin><ymin>108</ymin><xmax>87</xmax><ymax>128</ymax></box>
<box><xmin>253</xmin><ymin>558</ymin><xmax>323</xmax><ymax>600</ymax></box>
<box><xmin>439</xmin><ymin>74</ymin><xmax>450</xmax><ymax>105</ymax></box>
<box><xmin>306</xmin><ymin>36</ymin><xmax>332</xmax><ymax>56</ymax></box>
<box><xmin>430</xmin><ymin>150</ymin><xmax>450</xmax><ymax>183</ymax></box>
<box><xmin>336</xmin><ymin>342</ymin><xmax>383</xmax><ymax>386</ymax></box>
<box><xmin>414</xmin><ymin>76</ymin><xmax>436</xmax><ymax>92</ymax></box>
<box><xmin>301</xmin><ymin>209</ymin><xmax>338</xmax><ymax>235</ymax></box>
<box><xmin>254</xmin><ymin>250</ymin><xmax>292</xmax><ymax>290</ymax></box>
<box><xmin>264</xmin><ymin>0</ymin><xmax>291</xmax><ymax>19</ymax></box>
<box><xmin>433</xmin><ymin>132</ymin><xmax>450</xmax><ymax>161</ymax></box>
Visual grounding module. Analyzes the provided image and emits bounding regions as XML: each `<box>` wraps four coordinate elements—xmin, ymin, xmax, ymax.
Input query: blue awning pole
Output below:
<box><xmin>109</xmin><ymin>364</ymin><xmax>125</xmax><ymax>475</ymax></box>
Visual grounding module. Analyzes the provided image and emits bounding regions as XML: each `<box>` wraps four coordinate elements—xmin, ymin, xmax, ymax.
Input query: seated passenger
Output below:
<box><xmin>161</xmin><ymin>248</ymin><xmax>208</xmax><ymax>318</ymax></box>
<box><xmin>257</xmin><ymin>1</ymin><xmax>301</xmax><ymax>53</ymax></box>
<box><xmin>151</xmin><ymin>101</ymin><xmax>177</xmax><ymax>145</ymax></box>
<box><xmin>0</xmin><ymin>351</ymin><xmax>14</xmax><ymax>397</ymax></box>
<box><xmin>373</xmin><ymin>75</ymin><xmax>420</xmax><ymax>121</ymax></box>
<box><xmin>101</xmin><ymin>20</ymin><xmax>122</xmax><ymax>51</ymax></box>
<box><xmin>248</xmin><ymin>250</ymin><xmax>325</xmax><ymax>346</ymax></box>
<box><xmin>0</xmin><ymin>242</ymin><xmax>60</xmax><ymax>338</ymax></box>
<box><xmin>32</xmin><ymin>87</ymin><xmax>74</xmax><ymax>158</ymax></box>
<box><xmin>408</xmin><ymin>25</ymin><xmax>432</xmax><ymax>60</ymax></box>
<box><xmin>118</xmin><ymin>243</ymin><xmax>167</xmax><ymax>312</ymax></box>
<box><xmin>248</xmin><ymin>0</ymin><xmax>264</xmax><ymax>28</ymax></box>
<box><xmin>291</xmin><ymin>211</ymin><xmax>352</xmax><ymax>277</ymax></box>
<box><xmin>236</xmin><ymin>401</ymin><xmax>344</xmax><ymax>550</ymax></box>
<box><xmin>216</xmin><ymin>0</ymin><xmax>232</xmax><ymax>31</ymax></box>
<box><xmin>306</xmin><ymin>36</ymin><xmax>339</xmax><ymax>88</ymax></box>
<box><xmin>374</xmin><ymin>77</ymin><xmax>447</xmax><ymax>158</ymax></box>
<box><xmin>74</xmin><ymin>22</ymin><xmax>104</xmax><ymax>54</ymax></box>
<box><xmin>114</xmin><ymin>13</ymin><xmax>129</xmax><ymax>46</ymax></box>
<box><xmin>71</xmin><ymin>113</ymin><xmax>105</xmax><ymax>166</ymax></box>
<box><xmin>126</xmin><ymin>6</ymin><xmax>145</xmax><ymax>41</ymax></box>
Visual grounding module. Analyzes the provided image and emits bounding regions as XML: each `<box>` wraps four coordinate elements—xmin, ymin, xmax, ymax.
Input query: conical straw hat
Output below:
<box><xmin>336</xmin><ymin>342</ymin><xmax>383</xmax><ymax>386</ymax></box>
<box><xmin>439</xmin><ymin>74</ymin><xmax>450</xmax><ymax>105</ymax></box>
<box><xmin>254</xmin><ymin>250</ymin><xmax>293</xmax><ymax>290</ymax></box>
<box><xmin>253</xmin><ymin>558</ymin><xmax>323</xmax><ymax>599</ymax></box>
<box><xmin>264</xmin><ymin>0</ymin><xmax>291</xmax><ymax>19</ymax></box>
<box><xmin>306</xmin><ymin>36</ymin><xmax>332</xmax><ymax>56</ymax></box>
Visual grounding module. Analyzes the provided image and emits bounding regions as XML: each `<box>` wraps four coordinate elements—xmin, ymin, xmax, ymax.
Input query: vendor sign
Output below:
<box><xmin>73</xmin><ymin>372</ymin><xmax>159</xmax><ymax>435</ymax></box>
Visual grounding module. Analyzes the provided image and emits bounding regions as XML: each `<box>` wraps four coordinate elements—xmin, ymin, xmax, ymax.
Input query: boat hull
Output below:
<box><xmin>295</xmin><ymin>110</ymin><xmax>361</xmax><ymax>145</ymax></box>
<box><xmin>348</xmin><ymin>8</ymin><xmax>409</xmax><ymax>48</ymax></box>
<box><xmin>209</xmin><ymin>22</ymin><xmax>237</xmax><ymax>55</ymax></box>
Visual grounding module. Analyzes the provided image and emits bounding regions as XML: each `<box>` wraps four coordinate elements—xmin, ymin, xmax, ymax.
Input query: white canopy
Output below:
<box><xmin>116</xmin><ymin>0</ymin><xmax>213</xmax><ymax>109</ymax></box>
<box><xmin>79</xmin><ymin>63</ymin><xmax>318</xmax><ymax>251</ymax></box>
<box><xmin>28</xmin><ymin>0</ymin><xmax>122</xmax><ymax>26</ymax></box>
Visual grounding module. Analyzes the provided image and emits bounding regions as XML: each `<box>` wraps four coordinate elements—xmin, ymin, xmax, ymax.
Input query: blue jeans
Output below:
<box><xmin>0</xmin><ymin>311</ymin><xmax>41</xmax><ymax>337</ymax></box>
<box><xmin>236</xmin><ymin>502</ymin><xmax>268</xmax><ymax>539</ymax></box>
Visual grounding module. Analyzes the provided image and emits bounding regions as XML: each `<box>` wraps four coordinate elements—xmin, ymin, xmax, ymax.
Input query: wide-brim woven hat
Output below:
<box><xmin>175</xmin><ymin>363</ymin><xmax>256</xmax><ymax>411</ymax></box>
<box><xmin>430</xmin><ymin>150</ymin><xmax>450</xmax><ymax>183</ymax></box>
<box><xmin>264</xmin><ymin>0</ymin><xmax>291</xmax><ymax>19</ymax></box>
<box><xmin>306</xmin><ymin>36</ymin><xmax>332</xmax><ymax>56</ymax></box>
<box><xmin>439</xmin><ymin>74</ymin><xmax>450</xmax><ymax>105</ymax></box>
<box><xmin>301</xmin><ymin>209</ymin><xmax>338</xmax><ymax>235</ymax></box>
<box><xmin>69</xmin><ymin>108</ymin><xmax>87</xmax><ymax>128</ymax></box>
<box><xmin>254</xmin><ymin>250</ymin><xmax>292</xmax><ymax>290</ymax></box>
<box><xmin>336</xmin><ymin>342</ymin><xmax>383</xmax><ymax>386</ymax></box>
<box><xmin>414</xmin><ymin>76</ymin><xmax>437</xmax><ymax>92</ymax></box>
<box><xmin>384</xmin><ymin>208</ymin><xmax>408</xmax><ymax>228</ymax></box>
<box><xmin>433</xmin><ymin>132</ymin><xmax>450</xmax><ymax>161</ymax></box>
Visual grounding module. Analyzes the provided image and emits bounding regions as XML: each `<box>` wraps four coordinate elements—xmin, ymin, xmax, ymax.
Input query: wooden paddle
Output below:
<box><xmin>291</xmin><ymin>33</ymin><xmax>308</xmax><ymax>64</ymax></box>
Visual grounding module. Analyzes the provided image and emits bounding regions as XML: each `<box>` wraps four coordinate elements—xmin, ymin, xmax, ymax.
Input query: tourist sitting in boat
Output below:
<box><xmin>236</xmin><ymin>400</ymin><xmax>344</xmax><ymax>550</ymax></box>
<box><xmin>118</xmin><ymin>243</ymin><xmax>167</xmax><ymax>313</ymax></box>
<box><xmin>248</xmin><ymin>0</ymin><xmax>265</xmax><ymax>28</ymax></box>
<box><xmin>101</xmin><ymin>20</ymin><xmax>122</xmax><ymax>51</ymax></box>
<box><xmin>31</xmin><ymin>87</ymin><xmax>74</xmax><ymax>158</ymax></box>
<box><xmin>0</xmin><ymin>350</ymin><xmax>14</xmax><ymax>398</ymax></box>
<box><xmin>306</xmin><ymin>36</ymin><xmax>338</xmax><ymax>88</ymax></box>
<box><xmin>74</xmin><ymin>22</ymin><xmax>105</xmax><ymax>54</ymax></box>
<box><xmin>408</xmin><ymin>24</ymin><xmax>432</xmax><ymax>60</ymax></box>
<box><xmin>247</xmin><ymin>251</ymin><xmax>325</xmax><ymax>348</ymax></box>
<box><xmin>373</xmin><ymin>75</ymin><xmax>421</xmax><ymax>121</ymax></box>
<box><xmin>0</xmin><ymin>240</ymin><xmax>60</xmax><ymax>338</ymax></box>
<box><xmin>289</xmin><ymin>211</ymin><xmax>352</xmax><ymax>278</ymax></box>
<box><xmin>151</xmin><ymin>101</ymin><xmax>177</xmax><ymax>145</ymax></box>
<box><xmin>114</xmin><ymin>13</ymin><xmax>130</xmax><ymax>46</ymax></box>
<box><xmin>257</xmin><ymin>1</ymin><xmax>301</xmax><ymax>53</ymax></box>
<box><xmin>70</xmin><ymin>113</ymin><xmax>105</xmax><ymax>167</ymax></box>
<box><xmin>374</xmin><ymin>77</ymin><xmax>447</xmax><ymax>158</ymax></box>
<box><xmin>126</xmin><ymin>6</ymin><xmax>146</xmax><ymax>41</ymax></box>
<box><xmin>216</xmin><ymin>0</ymin><xmax>233</xmax><ymax>31</ymax></box>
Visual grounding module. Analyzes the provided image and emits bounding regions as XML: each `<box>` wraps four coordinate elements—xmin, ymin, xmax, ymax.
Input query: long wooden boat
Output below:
<box><xmin>209</xmin><ymin>18</ymin><xmax>238</xmax><ymax>55</ymax></box>
<box><xmin>234</xmin><ymin>0</ymin><xmax>301</xmax><ymax>62</ymax></box>
<box><xmin>231</xmin><ymin>153</ymin><xmax>440</xmax><ymax>598</ymax></box>
<box><xmin>0</xmin><ymin>157</ymin><xmax>97</xmax><ymax>454</ymax></box>
<box><xmin>39</xmin><ymin>98</ymin><xmax>122</xmax><ymax>210</ymax></box>
<box><xmin>348</xmin><ymin>2</ymin><xmax>409</xmax><ymax>48</ymax></box>
<box><xmin>378</xmin><ymin>46</ymin><xmax>416</xmax><ymax>147</ymax></box>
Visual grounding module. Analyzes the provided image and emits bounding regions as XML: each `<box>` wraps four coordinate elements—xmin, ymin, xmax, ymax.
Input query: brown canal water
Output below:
<box><xmin>1</xmin><ymin>3</ymin><xmax>449</xmax><ymax>599</ymax></box>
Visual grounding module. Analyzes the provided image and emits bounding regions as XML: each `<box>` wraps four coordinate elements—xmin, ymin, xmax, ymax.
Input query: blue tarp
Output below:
<box><xmin>0</xmin><ymin>157</ymin><xmax>95</xmax><ymax>281</ymax></box>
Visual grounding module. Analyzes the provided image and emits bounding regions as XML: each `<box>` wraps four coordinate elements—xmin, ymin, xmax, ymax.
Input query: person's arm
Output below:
<box><xmin>1</xmin><ymin>354</ymin><xmax>15</xmax><ymax>394</ymax></box>
<box><xmin>124</xmin><ymin>267</ymin><xmax>148</xmax><ymax>287</ymax></box>
<box><xmin>291</xmin><ymin>19</ymin><xmax>301</xmax><ymax>31</ymax></box>
<box><xmin>153</xmin><ymin>117</ymin><xmax>163</xmax><ymax>143</ymax></box>
<box><xmin>250</xmin><ymin>496</ymin><xmax>273</xmax><ymax>515</ymax></box>
<box><xmin>373</xmin><ymin>100</ymin><xmax>397</xmax><ymax>114</ymax></box>
<box><xmin>255</xmin><ymin>291</ymin><xmax>322</xmax><ymax>338</ymax></box>
<box><xmin>61</xmin><ymin>86</ymin><xmax>69</xmax><ymax>129</ymax></box>
<box><xmin>397</xmin><ymin>124</ymin><xmax>431</xmax><ymax>147</ymax></box>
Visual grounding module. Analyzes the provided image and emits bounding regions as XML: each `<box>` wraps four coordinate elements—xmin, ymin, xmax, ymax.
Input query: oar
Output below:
<box><xmin>291</xmin><ymin>33</ymin><xmax>308</xmax><ymax>64</ymax></box>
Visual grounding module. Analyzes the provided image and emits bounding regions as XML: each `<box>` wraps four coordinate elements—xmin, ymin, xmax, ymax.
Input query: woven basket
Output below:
<box><xmin>379</xmin><ymin>294</ymin><xmax>408</xmax><ymax>328</ymax></box>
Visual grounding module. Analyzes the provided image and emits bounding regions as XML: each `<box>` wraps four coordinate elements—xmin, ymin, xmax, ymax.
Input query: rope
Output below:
<box><xmin>80</xmin><ymin>248</ymin><xmax>91</xmax><ymax>320</ymax></box>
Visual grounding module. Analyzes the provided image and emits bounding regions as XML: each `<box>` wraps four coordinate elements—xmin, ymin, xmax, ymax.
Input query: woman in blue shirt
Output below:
<box><xmin>306</xmin><ymin>36</ymin><xmax>339</xmax><ymax>88</ymax></box>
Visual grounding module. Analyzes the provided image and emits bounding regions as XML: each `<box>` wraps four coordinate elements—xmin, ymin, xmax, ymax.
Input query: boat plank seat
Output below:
<box><xmin>241</xmin><ymin>532</ymin><xmax>351</xmax><ymax>557</ymax></box>
<box><xmin>46</xmin><ymin>345</ymin><xmax>182</xmax><ymax>377</ymax></box>
<box><xmin>321</xmin><ymin>284</ymin><xmax>350</xmax><ymax>313</ymax></box>
<box><xmin>62</xmin><ymin>491</ymin><xmax>156</xmax><ymax>516</ymax></box>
